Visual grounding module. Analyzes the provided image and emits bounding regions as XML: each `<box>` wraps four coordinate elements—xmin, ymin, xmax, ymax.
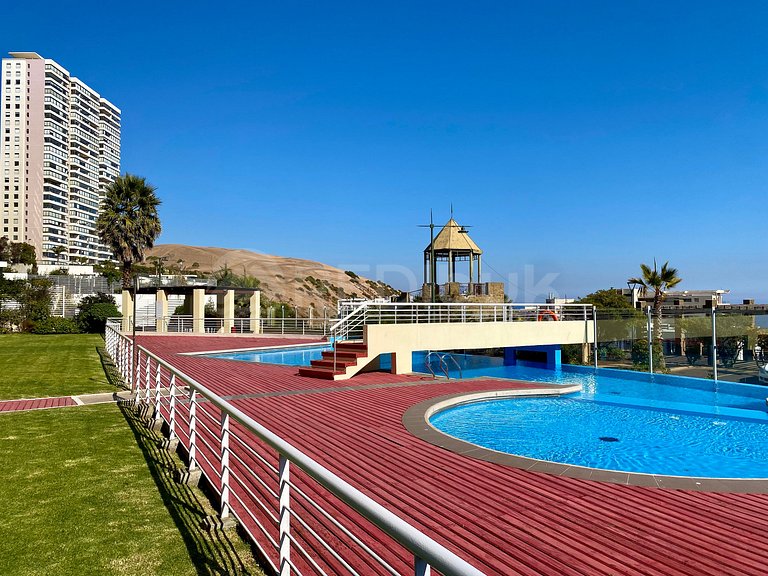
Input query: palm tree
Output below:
<box><xmin>96</xmin><ymin>174</ymin><xmax>161</xmax><ymax>290</ymax></box>
<box><xmin>51</xmin><ymin>245</ymin><xmax>67</xmax><ymax>266</ymax></box>
<box><xmin>628</xmin><ymin>260</ymin><xmax>682</xmax><ymax>363</ymax></box>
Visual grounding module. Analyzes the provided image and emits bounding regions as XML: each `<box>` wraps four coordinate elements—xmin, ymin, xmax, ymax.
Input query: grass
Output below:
<box><xmin>0</xmin><ymin>404</ymin><xmax>264</xmax><ymax>576</ymax></box>
<box><xmin>0</xmin><ymin>332</ymin><xmax>265</xmax><ymax>576</ymax></box>
<box><xmin>0</xmin><ymin>334</ymin><xmax>117</xmax><ymax>400</ymax></box>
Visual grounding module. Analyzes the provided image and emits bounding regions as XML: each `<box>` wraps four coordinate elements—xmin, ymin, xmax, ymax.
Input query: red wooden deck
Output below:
<box><xmin>138</xmin><ymin>335</ymin><xmax>768</xmax><ymax>576</ymax></box>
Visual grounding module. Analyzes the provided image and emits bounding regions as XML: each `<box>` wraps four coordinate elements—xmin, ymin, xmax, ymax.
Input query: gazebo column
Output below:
<box><xmin>478</xmin><ymin>254</ymin><xmax>482</xmax><ymax>282</ymax></box>
<box><xmin>423</xmin><ymin>253</ymin><xmax>428</xmax><ymax>285</ymax></box>
<box><xmin>469</xmin><ymin>254</ymin><xmax>474</xmax><ymax>284</ymax></box>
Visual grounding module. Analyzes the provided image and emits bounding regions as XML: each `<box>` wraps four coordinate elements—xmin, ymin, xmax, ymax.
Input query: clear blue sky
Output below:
<box><xmin>7</xmin><ymin>1</ymin><xmax>767</xmax><ymax>301</ymax></box>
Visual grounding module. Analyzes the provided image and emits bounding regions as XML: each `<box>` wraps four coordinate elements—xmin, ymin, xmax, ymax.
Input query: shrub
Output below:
<box><xmin>76</xmin><ymin>293</ymin><xmax>120</xmax><ymax>333</ymax></box>
<box><xmin>631</xmin><ymin>339</ymin><xmax>665</xmax><ymax>371</ymax></box>
<box><xmin>77</xmin><ymin>302</ymin><xmax>120</xmax><ymax>333</ymax></box>
<box><xmin>30</xmin><ymin>317</ymin><xmax>80</xmax><ymax>334</ymax></box>
<box><xmin>561</xmin><ymin>344</ymin><xmax>585</xmax><ymax>365</ymax></box>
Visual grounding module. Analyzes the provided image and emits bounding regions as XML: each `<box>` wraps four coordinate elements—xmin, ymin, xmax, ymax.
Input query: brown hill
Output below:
<box><xmin>144</xmin><ymin>244</ymin><xmax>397</xmax><ymax>314</ymax></box>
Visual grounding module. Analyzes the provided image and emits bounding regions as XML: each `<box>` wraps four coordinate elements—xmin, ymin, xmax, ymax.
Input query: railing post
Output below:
<box><xmin>647</xmin><ymin>306</ymin><xmax>654</xmax><ymax>374</ymax></box>
<box><xmin>279</xmin><ymin>454</ymin><xmax>291</xmax><ymax>576</ymax></box>
<box><xmin>592</xmin><ymin>306</ymin><xmax>598</xmax><ymax>369</ymax></box>
<box><xmin>414</xmin><ymin>556</ymin><xmax>431</xmax><ymax>576</ymax></box>
<box><xmin>188</xmin><ymin>389</ymin><xmax>197</xmax><ymax>471</ymax></box>
<box><xmin>711</xmin><ymin>307</ymin><xmax>718</xmax><ymax>382</ymax></box>
<box><xmin>144</xmin><ymin>354</ymin><xmax>151</xmax><ymax>404</ymax></box>
<box><xmin>153</xmin><ymin>361</ymin><xmax>162</xmax><ymax>424</ymax></box>
<box><xmin>220</xmin><ymin>412</ymin><xmax>231</xmax><ymax>519</ymax></box>
<box><xmin>168</xmin><ymin>374</ymin><xmax>177</xmax><ymax>440</ymax></box>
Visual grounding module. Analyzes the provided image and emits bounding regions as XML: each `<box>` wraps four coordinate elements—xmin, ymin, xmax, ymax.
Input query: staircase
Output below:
<box><xmin>297</xmin><ymin>342</ymin><xmax>373</xmax><ymax>380</ymax></box>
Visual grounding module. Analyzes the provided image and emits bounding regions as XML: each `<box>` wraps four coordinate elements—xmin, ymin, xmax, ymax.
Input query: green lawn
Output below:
<box><xmin>0</xmin><ymin>334</ymin><xmax>116</xmax><ymax>400</ymax></box>
<box><xmin>0</xmin><ymin>333</ymin><xmax>264</xmax><ymax>575</ymax></box>
<box><xmin>0</xmin><ymin>404</ymin><xmax>263</xmax><ymax>576</ymax></box>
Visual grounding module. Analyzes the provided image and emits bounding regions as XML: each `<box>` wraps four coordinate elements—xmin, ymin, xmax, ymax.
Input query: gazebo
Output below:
<box><xmin>423</xmin><ymin>218</ymin><xmax>483</xmax><ymax>287</ymax></box>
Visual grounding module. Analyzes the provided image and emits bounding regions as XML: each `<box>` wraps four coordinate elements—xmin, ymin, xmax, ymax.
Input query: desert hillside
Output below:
<box><xmin>144</xmin><ymin>244</ymin><xmax>397</xmax><ymax>313</ymax></box>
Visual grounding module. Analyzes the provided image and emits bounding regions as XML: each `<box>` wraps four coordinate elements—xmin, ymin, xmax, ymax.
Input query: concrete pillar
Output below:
<box><xmin>192</xmin><ymin>288</ymin><xmax>205</xmax><ymax>334</ymax></box>
<box><xmin>390</xmin><ymin>349</ymin><xmax>412</xmax><ymax>375</ymax></box>
<box><xmin>223</xmin><ymin>290</ymin><xmax>235</xmax><ymax>333</ymax></box>
<box><xmin>155</xmin><ymin>289</ymin><xmax>168</xmax><ymax>332</ymax></box>
<box><xmin>249</xmin><ymin>291</ymin><xmax>261</xmax><ymax>334</ymax></box>
<box><xmin>121</xmin><ymin>290</ymin><xmax>133</xmax><ymax>332</ymax></box>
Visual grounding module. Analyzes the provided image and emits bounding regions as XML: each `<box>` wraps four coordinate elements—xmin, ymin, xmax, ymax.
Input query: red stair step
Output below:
<box><xmin>297</xmin><ymin>366</ymin><xmax>344</xmax><ymax>380</ymax></box>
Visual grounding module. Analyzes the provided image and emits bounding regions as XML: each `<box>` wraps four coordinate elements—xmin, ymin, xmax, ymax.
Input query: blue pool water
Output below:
<box><xmin>204</xmin><ymin>344</ymin><xmax>768</xmax><ymax>477</ymax></box>
<box><xmin>427</xmin><ymin>356</ymin><xmax>768</xmax><ymax>478</ymax></box>
<box><xmin>205</xmin><ymin>344</ymin><xmax>332</xmax><ymax>365</ymax></box>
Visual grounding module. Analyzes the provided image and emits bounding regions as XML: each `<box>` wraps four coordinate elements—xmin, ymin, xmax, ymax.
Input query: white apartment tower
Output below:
<box><xmin>0</xmin><ymin>52</ymin><xmax>120</xmax><ymax>264</ymax></box>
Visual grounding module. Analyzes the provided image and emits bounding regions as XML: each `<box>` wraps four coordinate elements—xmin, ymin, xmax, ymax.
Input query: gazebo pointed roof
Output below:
<box><xmin>424</xmin><ymin>218</ymin><xmax>482</xmax><ymax>254</ymax></box>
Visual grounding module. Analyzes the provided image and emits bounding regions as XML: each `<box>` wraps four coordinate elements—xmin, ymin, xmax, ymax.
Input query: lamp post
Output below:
<box><xmin>417</xmin><ymin>211</ymin><xmax>437</xmax><ymax>303</ymax></box>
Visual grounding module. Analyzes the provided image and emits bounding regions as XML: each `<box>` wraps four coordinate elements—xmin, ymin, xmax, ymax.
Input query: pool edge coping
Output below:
<box><xmin>402</xmin><ymin>382</ymin><xmax>768</xmax><ymax>494</ymax></box>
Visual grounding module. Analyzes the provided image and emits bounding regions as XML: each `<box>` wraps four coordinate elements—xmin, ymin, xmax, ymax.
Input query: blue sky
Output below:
<box><xmin>6</xmin><ymin>1</ymin><xmax>768</xmax><ymax>301</ymax></box>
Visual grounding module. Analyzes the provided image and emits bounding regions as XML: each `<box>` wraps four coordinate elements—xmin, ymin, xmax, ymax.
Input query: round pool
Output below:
<box><xmin>430</xmin><ymin>396</ymin><xmax>768</xmax><ymax>478</ymax></box>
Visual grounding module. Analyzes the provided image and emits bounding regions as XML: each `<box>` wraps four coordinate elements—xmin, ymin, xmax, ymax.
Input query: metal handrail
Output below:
<box><xmin>424</xmin><ymin>351</ymin><xmax>438</xmax><ymax>379</ymax></box>
<box><xmin>441</xmin><ymin>353</ymin><xmax>463</xmax><ymax>380</ymax></box>
<box><xmin>107</xmin><ymin>325</ymin><xmax>484</xmax><ymax>576</ymax></box>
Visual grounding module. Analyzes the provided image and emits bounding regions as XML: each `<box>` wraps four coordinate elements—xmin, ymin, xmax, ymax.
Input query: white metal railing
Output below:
<box><xmin>329</xmin><ymin>301</ymin><xmax>593</xmax><ymax>343</ymax></box>
<box><xmin>109</xmin><ymin>316</ymin><xmax>338</xmax><ymax>336</ymax></box>
<box><xmin>105</xmin><ymin>324</ymin><xmax>484</xmax><ymax>576</ymax></box>
<box><xmin>327</xmin><ymin>300</ymin><xmax>595</xmax><ymax>372</ymax></box>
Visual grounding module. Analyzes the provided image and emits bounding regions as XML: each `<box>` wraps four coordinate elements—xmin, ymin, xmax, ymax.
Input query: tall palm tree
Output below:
<box><xmin>96</xmin><ymin>174</ymin><xmax>161</xmax><ymax>290</ymax></box>
<box><xmin>628</xmin><ymin>260</ymin><xmax>682</xmax><ymax>361</ymax></box>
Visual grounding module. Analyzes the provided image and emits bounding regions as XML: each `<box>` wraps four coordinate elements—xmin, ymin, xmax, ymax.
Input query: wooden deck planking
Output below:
<box><xmin>139</xmin><ymin>335</ymin><xmax>768</xmax><ymax>576</ymax></box>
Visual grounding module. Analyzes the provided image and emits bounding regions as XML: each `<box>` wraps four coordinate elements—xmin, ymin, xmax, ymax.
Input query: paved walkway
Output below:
<box><xmin>0</xmin><ymin>390</ymin><xmax>132</xmax><ymax>413</ymax></box>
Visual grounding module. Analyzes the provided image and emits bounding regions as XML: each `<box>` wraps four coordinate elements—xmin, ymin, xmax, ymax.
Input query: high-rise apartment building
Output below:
<box><xmin>0</xmin><ymin>52</ymin><xmax>120</xmax><ymax>264</ymax></box>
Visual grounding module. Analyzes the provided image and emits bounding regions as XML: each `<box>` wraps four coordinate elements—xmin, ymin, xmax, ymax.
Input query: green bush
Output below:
<box><xmin>75</xmin><ymin>293</ymin><xmax>120</xmax><ymax>333</ymax></box>
<box><xmin>561</xmin><ymin>344</ymin><xmax>585</xmax><ymax>365</ymax></box>
<box><xmin>30</xmin><ymin>317</ymin><xmax>81</xmax><ymax>334</ymax></box>
<box><xmin>77</xmin><ymin>302</ymin><xmax>120</xmax><ymax>333</ymax></box>
<box><xmin>631</xmin><ymin>339</ymin><xmax>665</xmax><ymax>371</ymax></box>
<box><xmin>600</xmin><ymin>345</ymin><xmax>626</xmax><ymax>361</ymax></box>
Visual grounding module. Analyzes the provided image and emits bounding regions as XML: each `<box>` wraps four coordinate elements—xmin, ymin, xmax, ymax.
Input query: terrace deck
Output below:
<box><xmin>138</xmin><ymin>334</ymin><xmax>768</xmax><ymax>576</ymax></box>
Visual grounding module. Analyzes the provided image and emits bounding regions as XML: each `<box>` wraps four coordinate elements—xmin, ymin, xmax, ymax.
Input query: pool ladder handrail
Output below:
<box><xmin>424</xmin><ymin>351</ymin><xmax>441</xmax><ymax>379</ymax></box>
<box><xmin>424</xmin><ymin>351</ymin><xmax>463</xmax><ymax>380</ymax></box>
<box><xmin>441</xmin><ymin>353</ymin><xmax>463</xmax><ymax>380</ymax></box>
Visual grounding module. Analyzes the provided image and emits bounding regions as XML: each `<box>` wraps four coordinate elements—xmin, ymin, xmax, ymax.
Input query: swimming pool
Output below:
<box><xmin>427</xmin><ymin>357</ymin><xmax>768</xmax><ymax>478</ymax></box>
<box><xmin>204</xmin><ymin>344</ymin><xmax>333</xmax><ymax>365</ymax></box>
<box><xmin>203</xmin><ymin>344</ymin><xmax>768</xmax><ymax>477</ymax></box>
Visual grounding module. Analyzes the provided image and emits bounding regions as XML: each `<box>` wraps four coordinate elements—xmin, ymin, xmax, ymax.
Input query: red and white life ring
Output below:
<box><xmin>537</xmin><ymin>309</ymin><xmax>559</xmax><ymax>321</ymax></box>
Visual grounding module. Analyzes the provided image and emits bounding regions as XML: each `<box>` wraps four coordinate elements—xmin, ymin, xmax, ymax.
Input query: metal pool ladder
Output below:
<box><xmin>424</xmin><ymin>351</ymin><xmax>463</xmax><ymax>379</ymax></box>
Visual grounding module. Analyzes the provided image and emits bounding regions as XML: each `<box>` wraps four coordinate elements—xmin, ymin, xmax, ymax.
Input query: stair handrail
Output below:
<box><xmin>330</xmin><ymin>301</ymin><xmax>369</xmax><ymax>340</ymax></box>
<box><xmin>441</xmin><ymin>353</ymin><xmax>463</xmax><ymax>379</ymax></box>
<box><xmin>331</xmin><ymin>302</ymin><xmax>370</xmax><ymax>372</ymax></box>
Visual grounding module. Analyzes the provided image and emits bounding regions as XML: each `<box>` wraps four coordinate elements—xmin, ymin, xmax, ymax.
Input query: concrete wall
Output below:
<box><xmin>365</xmin><ymin>320</ymin><xmax>594</xmax><ymax>374</ymax></box>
